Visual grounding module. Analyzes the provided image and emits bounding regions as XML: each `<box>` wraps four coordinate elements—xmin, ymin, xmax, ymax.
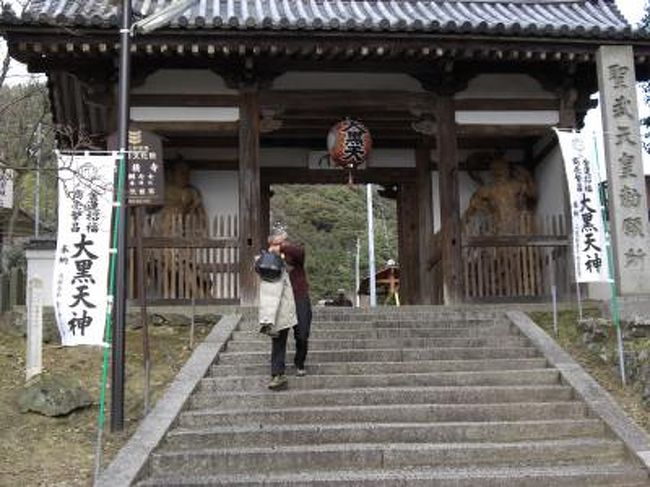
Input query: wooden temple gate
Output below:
<box><xmin>5</xmin><ymin>0</ymin><xmax>649</xmax><ymax>306</ymax></box>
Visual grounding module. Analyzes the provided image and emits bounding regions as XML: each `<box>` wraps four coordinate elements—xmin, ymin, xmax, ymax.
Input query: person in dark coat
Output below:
<box><xmin>268</xmin><ymin>230</ymin><xmax>312</xmax><ymax>381</ymax></box>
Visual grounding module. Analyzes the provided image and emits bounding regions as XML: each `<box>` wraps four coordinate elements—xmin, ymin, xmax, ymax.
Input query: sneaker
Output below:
<box><xmin>259</xmin><ymin>323</ymin><xmax>272</xmax><ymax>335</ymax></box>
<box><xmin>267</xmin><ymin>374</ymin><xmax>288</xmax><ymax>391</ymax></box>
<box><xmin>296</xmin><ymin>368</ymin><xmax>306</xmax><ymax>377</ymax></box>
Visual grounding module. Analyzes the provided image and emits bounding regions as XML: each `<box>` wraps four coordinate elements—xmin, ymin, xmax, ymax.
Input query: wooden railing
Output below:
<box><xmin>461</xmin><ymin>214</ymin><xmax>570</xmax><ymax>301</ymax></box>
<box><xmin>127</xmin><ymin>212</ymin><xmax>239</xmax><ymax>304</ymax></box>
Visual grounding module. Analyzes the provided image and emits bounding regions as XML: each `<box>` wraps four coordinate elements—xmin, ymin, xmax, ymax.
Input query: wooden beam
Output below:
<box><xmin>464</xmin><ymin>235</ymin><xmax>569</xmax><ymax>248</ymax></box>
<box><xmin>131</xmin><ymin>93</ymin><xmax>239</xmax><ymax>107</ymax></box>
<box><xmin>437</xmin><ymin>96</ymin><xmax>464</xmax><ymax>304</ymax></box>
<box><xmin>134</xmin><ymin>121</ymin><xmax>238</xmax><ymax>134</ymax></box>
<box><xmin>259</xmin><ymin>90</ymin><xmax>436</xmax><ymax>111</ymax></box>
<box><xmin>261</xmin><ymin>168</ymin><xmax>416</xmax><ymax>185</ymax></box>
<box><xmin>238</xmin><ymin>88</ymin><xmax>262</xmax><ymax>305</ymax></box>
<box><xmin>456</xmin><ymin>125</ymin><xmax>552</xmax><ymax>137</ymax></box>
<box><xmin>454</xmin><ymin>98</ymin><xmax>559</xmax><ymax>111</ymax></box>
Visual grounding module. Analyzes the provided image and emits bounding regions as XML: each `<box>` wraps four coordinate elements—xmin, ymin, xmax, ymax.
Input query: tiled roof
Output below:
<box><xmin>1</xmin><ymin>0</ymin><xmax>638</xmax><ymax>39</ymax></box>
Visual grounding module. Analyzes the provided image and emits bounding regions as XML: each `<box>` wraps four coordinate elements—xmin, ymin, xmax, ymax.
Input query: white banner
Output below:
<box><xmin>555</xmin><ymin>129</ymin><xmax>610</xmax><ymax>283</ymax></box>
<box><xmin>53</xmin><ymin>153</ymin><xmax>115</xmax><ymax>346</ymax></box>
<box><xmin>0</xmin><ymin>165</ymin><xmax>14</xmax><ymax>209</ymax></box>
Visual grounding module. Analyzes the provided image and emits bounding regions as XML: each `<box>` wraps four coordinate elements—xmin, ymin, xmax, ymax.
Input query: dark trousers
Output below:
<box><xmin>271</xmin><ymin>296</ymin><xmax>312</xmax><ymax>376</ymax></box>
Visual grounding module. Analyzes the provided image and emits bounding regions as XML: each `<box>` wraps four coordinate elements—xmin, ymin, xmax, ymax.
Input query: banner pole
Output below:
<box><xmin>94</xmin><ymin>153</ymin><xmax>127</xmax><ymax>481</ymax></box>
<box><xmin>592</xmin><ymin>133</ymin><xmax>626</xmax><ymax>385</ymax></box>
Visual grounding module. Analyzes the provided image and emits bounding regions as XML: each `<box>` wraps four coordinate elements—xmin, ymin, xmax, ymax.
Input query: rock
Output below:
<box><xmin>159</xmin><ymin>313</ymin><xmax>192</xmax><ymax>327</ymax></box>
<box><xmin>18</xmin><ymin>374</ymin><xmax>92</xmax><ymax>417</ymax></box>
<box><xmin>150</xmin><ymin>314</ymin><xmax>168</xmax><ymax>327</ymax></box>
<box><xmin>586</xmin><ymin>342</ymin><xmax>601</xmax><ymax>355</ymax></box>
<box><xmin>127</xmin><ymin>312</ymin><xmax>144</xmax><ymax>330</ymax></box>
<box><xmin>195</xmin><ymin>313</ymin><xmax>220</xmax><ymax>325</ymax></box>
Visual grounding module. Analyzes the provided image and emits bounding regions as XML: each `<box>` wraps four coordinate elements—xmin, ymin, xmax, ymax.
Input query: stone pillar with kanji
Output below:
<box><xmin>596</xmin><ymin>46</ymin><xmax>650</xmax><ymax>295</ymax></box>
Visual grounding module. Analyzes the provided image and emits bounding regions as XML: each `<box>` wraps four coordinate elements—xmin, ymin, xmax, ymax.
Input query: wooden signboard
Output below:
<box><xmin>108</xmin><ymin>128</ymin><xmax>164</xmax><ymax>206</ymax></box>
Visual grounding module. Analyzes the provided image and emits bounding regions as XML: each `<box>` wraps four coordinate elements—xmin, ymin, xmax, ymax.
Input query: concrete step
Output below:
<box><xmin>149</xmin><ymin>438</ymin><xmax>625</xmax><ymax>476</ymax></box>
<box><xmin>189</xmin><ymin>385</ymin><xmax>574</xmax><ymax>410</ymax></box>
<box><xmin>136</xmin><ymin>464</ymin><xmax>650</xmax><ymax>486</ymax></box>
<box><xmin>226</xmin><ymin>337</ymin><xmax>530</xmax><ymax>352</ymax></box>
<box><xmin>233</xmin><ymin>326</ymin><xmax>515</xmax><ymax>340</ymax></box>
<box><xmin>210</xmin><ymin>358</ymin><xmax>549</xmax><ymax>377</ymax></box>
<box><xmin>179</xmin><ymin>402</ymin><xmax>589</xmax><ymax>429</ymax></box>
<box><xmin>201</xmin><ymin>369</ymin><xmax>560</xmax><ymax>392</ymax></box>
<box><xmin>217</xmin><ymin>347</ymin><xmax>540</xmax><ymax>365</ymax></box>
<box><xmin>164</xmin><ymin>420</ymin><xmax>606</xmax><ymax>450</ymax></box>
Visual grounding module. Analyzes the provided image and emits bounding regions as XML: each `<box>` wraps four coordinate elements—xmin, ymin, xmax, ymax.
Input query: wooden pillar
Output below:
<box><xmin>437</xmin><ymin>96</ymin><xmax>464</xmax><ymax>304</ymax></box>
<box><xmin>397</xmin><ymin>181</ymin><xmax>420</xmax><ymax>304</ymax></box>
<box><xmin>558</xmin><ymin>86</ymin><xmax>578</xmax><ymax>300</ymax></box>
<box><xmin>261</xmin><ymin>182</ymin><xmax>271</xmax><ymax>240</ymax></box>
<box><xmin>238</xmin><ymin>88</ymin><xmax>262</xmax><ymax>305</ymax></box>
<box><xmin>416</xmin><ymin>139</ymin><xmax>434</xmax><ymax>304</ymax></box>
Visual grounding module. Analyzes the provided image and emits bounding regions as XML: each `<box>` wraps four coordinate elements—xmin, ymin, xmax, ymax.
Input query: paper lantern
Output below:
<box><xmin>327</xmin><ymin>119</ymin><xmax>372</xmax><ymax>170</ymax></box>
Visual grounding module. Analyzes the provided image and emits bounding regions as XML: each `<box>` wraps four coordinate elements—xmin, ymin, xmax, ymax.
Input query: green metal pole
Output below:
<box><xmin>593</xmin><ymin>133</ymin><xmax>626</xmax><ymax>385</ymax></box>
<box><xmin>94</xmin><ymin>153</ymin><xmax>127</xmax><ymax>481</ymax></box>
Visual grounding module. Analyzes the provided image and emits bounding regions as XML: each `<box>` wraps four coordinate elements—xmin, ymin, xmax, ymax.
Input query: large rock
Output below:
<box><xmin>18</xmin><ymin>374</ymin><xmax>92</xmax><ymax>417</ymax></box>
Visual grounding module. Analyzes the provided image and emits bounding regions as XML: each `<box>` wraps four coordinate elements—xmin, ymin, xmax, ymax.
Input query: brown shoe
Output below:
<box><xmin>267</xmin><ymin>374</ymin><xmax>288</xmax><ymax>391</ymax></box>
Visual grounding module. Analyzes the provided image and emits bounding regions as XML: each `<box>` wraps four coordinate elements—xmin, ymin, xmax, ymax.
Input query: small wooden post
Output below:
<box><xmin>437</xmin><ymin>95</ymin><xmax>464</xmax><ymax>304</ymax></box>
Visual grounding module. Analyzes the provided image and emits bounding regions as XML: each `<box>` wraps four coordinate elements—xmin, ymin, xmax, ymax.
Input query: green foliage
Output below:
<box><xmin>270</xmin><ymin>184</ymin><xmax>398</xmax><ymax>301</ymax></box>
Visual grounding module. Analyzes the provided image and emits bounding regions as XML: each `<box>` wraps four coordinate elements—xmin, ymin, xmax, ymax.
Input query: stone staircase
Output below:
<box><xmin>135</xmin><ymin>308</ymin><xmax>649</xmax><ymax>486</ymax></box>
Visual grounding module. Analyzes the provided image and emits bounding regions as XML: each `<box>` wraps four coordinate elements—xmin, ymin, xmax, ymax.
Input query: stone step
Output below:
<box><xmin>232</xmin><ymin>326</ymin><xmax>514</xmax><ymax>340</ymax></box>
<box><xmin>311</xmin><ymin>313</ymin><xmax>503</xmax><ymax>322</ymax></box>
<box><xmin>210</xmin><ymin>358</ymin><xmax>549</xmax><ymax>377</ymax></box>
<box><xmin>164</xmin><ymin>420</ymin><xmax>606</xmax><ymax>450</ymax></box>
<box><xmin>179</xmin><ymin>401</ymin><xmax>589</xmax><ymax>429</ymax></box>
<box><xmin>226</xmin><ymin>337</ymin><xmax>529</xmax><ymax>353</ymax></box>
<box><xmin>201</xmin><ymin>369</ymin><xmax>560</xmax><ymax>392</ymax></box>
<box><xmin>288</xmin><ymin>320</ymin><xmax>503</xmax><ymax>331</ymax></box>
<box><xmin>189</xmin><ymin>385</ymin><xmax>574</xmax><ymax>410</ymax></box>
<box><xmin>149</xmin><ymin>438</ymin><xmax>625</xmax><ymax>476</ymax></box>
<box><xmin>136</xmin><ymin>464</ymin><xmax>650</xmax><ymax>487</ymax></box>
<box><xmin>217</xmin><ymin>347</ymin><xmax>540</xmax><ymax>365</ymax></box>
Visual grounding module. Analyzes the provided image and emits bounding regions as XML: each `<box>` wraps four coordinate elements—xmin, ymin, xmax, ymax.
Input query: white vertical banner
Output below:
<box><xmin>53</xmin><ymin>153</ymin><xmax>115</xmax><ymax>346</ymax></box>
<box><xmin>555</xmin><ymin>129</ymin><xmax>610</xmax><ymax>283</ymax></box>
<box><xmin>0</xmin><ymin>165</ymin><xmax>14</xmax><ymax>209</ymax></box>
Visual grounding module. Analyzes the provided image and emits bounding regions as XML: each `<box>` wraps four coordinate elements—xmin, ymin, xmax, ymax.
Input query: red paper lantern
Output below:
<box><xmin>327</xmin><ymin>119</ymin><xmax>372</xmax><ymax>170</ymax></box>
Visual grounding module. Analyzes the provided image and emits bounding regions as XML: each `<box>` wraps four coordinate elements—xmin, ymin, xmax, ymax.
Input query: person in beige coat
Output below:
<box><xmin>258</xmin><ymin>231</ymin><xmax>297</xmax><ymax>390</ymax></box>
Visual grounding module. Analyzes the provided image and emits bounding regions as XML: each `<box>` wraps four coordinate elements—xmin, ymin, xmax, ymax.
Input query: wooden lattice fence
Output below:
<box><xmin>127</xmin><ymin>212</ymin><xmax>239</xmax><ymax>304</ymax></box>
<box><xmin>461</xmin><ymin>214</ymin><xmax>570</xmax><ymax>300</ymax></box>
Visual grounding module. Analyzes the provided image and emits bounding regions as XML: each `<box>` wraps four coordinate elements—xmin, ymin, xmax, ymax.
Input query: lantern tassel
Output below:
<box><xmin>347</xmin><ymin>169</ymin><xmax>355</xmax><ymax>187</ymax></box>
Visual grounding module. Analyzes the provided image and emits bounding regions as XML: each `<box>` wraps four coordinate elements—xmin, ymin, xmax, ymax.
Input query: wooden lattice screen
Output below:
<box><xmin>127</xmin><ymin>212</ymin><xmax>239</xmax><ymax>304</ymax></box>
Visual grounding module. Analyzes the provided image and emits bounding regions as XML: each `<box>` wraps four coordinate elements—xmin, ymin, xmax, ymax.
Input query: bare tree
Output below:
<box><xmin>0</xmin><ymin>1</ymin><xmax>33</xmax><ymax>90</ymax></box>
